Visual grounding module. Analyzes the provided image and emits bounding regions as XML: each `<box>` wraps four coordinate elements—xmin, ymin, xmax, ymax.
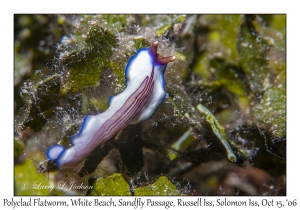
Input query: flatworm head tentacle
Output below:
<box><xmin>151</xmin><ymin>41</ymin><xmax>176</xmax><ymax>65</ymax></box>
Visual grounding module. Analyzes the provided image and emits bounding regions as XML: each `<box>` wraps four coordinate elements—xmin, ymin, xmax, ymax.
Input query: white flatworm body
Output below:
<box><xmin>47</xmin><ymin>42</ymin><xmax>175</xmax><ymax>169</ymax></box>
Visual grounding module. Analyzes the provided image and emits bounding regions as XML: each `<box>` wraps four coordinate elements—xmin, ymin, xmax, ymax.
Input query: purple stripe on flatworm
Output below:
<box><xmin>104</xmin><ymin>72</ymin><xmax>154</xmax><ymax>137</ymax></box>
<box><xmin>91</xmin><ymin>67</ymin><xmax>155</xmax><ymax>148</ymax></box>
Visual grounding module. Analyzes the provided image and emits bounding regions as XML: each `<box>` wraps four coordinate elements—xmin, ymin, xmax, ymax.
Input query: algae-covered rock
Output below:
<box><xmin>87</xmin><ymin>174</ymin><xmax>181</xmax><ymax>196</ymax></box>
<box><xmin>134</xmin><ymin>176</ymin><xmax>181</xmax><ymax>196</ymax></box>
<box><xmin>202</xmin><ymin>14</ymin><xmax>243</xmax><ymax>63</ymax></box>
<box><xmin>253</xmin><ymin>87</ymin><xmax>286</xmax><ymax>139</ymax></box>
<box><xmin>14</xmin><ymin>139</ymin><xmax>24</xmax><ymax>158</ymax></box>
<box><xmin>156</xmin><ymin>15</ymin><xmax>185</xmax><ymax>35</ymax></box>
<box><xmin>16</xmin><ymin>74</ymin><xmax>60</xmax><ymax>132</ymax></box>
<box><xmin>214</xmin><ymin>15</ymin><xmax>242</xmax><ymax>62</ymax></box>
<box><xmin>14</xmin><ymin>158</ymin><xmax>53</xmax><ymax>195</ymax></box>
<box><xmin>166</xmin><ymin>84</ymin><xmax>199</xmax><ymax>127</ymax></box>
<box><xmin>60</xmin><ymin>25</ymin><xmax>117</xmax><ymax>95</ymax></box>
<box><xmin>210</xmin><ymin>57</ymin><xmax>249</xmax><ymax>109</ymax></box>
<box><xmin>237</xmin><ymin>16</ymin><xmax>271</xmax><ymax>94</ymax></box>
<box><xmin>87</xmin><ymin>173</ymin><xmax>131</xmax><ymax>196</ymax></box>
<box><xmin>99</xmin><ymin>14</ymin><xmax>130</xmax><ymax>32</ymax></box>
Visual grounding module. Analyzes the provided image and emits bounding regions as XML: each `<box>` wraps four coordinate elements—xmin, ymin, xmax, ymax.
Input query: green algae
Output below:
<box><xmin>14</xmin><ymin>158</ymin><xmax>53</xmax><ymax>195</ymax></box>
<box><xmin>14</xmin><ymin>139</ymin><xmax>24</xmax><ymax>158</ymax></box>
<box><xmin>60</xmin><ymin>26</ymin><xmax>117</xmax><ymax>95</ymax></box>
<box><xmin>87</xmin><ymin>173</ymin><xmax>131</xmax><ymax>196</ymax></box>
<box><xmin>253</xmin><ymin>87</ymin><xmax>286</xmax><ymax>139</ymax></box>
<box><xmin>87</xmin><ymin>174</ymin><xmax>181</xmax><ymax>196</ymax></box>
<box><xmin>17</xmin><ymin>74</ymin><xmax>60</xmax><ymax>132</ymax></box>
<box><xmin>134</xmin><ymin>176</ymin><xmax>181</xmax><ymax>196</ymax></box>
<box><xmin>156</xmin><ymin>15</ymin><xmax>185</xmax><ymax>35</ymax></box>
<box><xmin>196</xmin><ymin>104</ymin><xmax>236</xmax><ymax>162</ymax></box>
<box><xmin>237</xmin><ymin>16</ymin><xmax>271</xmax><ymax>93</ymax></box>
